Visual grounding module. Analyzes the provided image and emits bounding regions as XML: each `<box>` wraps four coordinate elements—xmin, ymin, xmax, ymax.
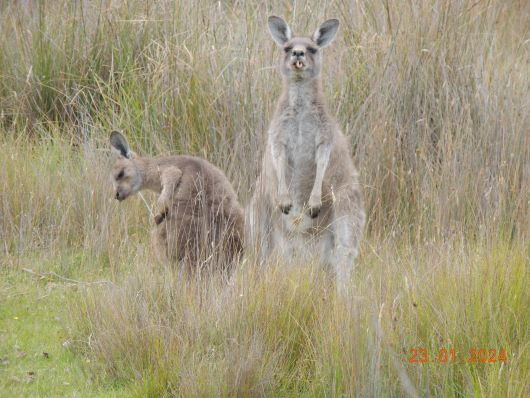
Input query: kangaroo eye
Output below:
<box><xmin>307</xmin><ymin>47</ymin><xmax>317</xmax><ymax>54</ymax></box>
<box><xmin>283</xmin><ymin>46</ymin><xmax>293</xmax><ymax>53</ymax></box>
<box><xmin>117</xmin><ymin>170</ymin><xmax>124</xmax><ymax>179</ymax></box>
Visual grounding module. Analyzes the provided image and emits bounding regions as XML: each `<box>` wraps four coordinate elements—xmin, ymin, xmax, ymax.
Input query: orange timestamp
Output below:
<box><xmin>407</xmin><ymin>348</ymin><xmax>507</xmax><ymax>364</ymax></box>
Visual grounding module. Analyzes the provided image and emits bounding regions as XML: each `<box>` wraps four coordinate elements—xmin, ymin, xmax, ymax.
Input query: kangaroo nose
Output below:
<box><xmin>293</xmin><ymin>49</ymin><xmax>305</xmax><ymax>57</ymax></box>
<box><xmin>115</xmin><ymin>191</ymin><xmax>120</xmax><ymax>200</ymax></box>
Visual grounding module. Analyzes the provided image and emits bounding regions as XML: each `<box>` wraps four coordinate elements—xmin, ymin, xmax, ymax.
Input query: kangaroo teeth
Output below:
<box><xmin>295</xmin><ymin>61</ymin><xmax>303</xmax><ymax>69</ymax></box>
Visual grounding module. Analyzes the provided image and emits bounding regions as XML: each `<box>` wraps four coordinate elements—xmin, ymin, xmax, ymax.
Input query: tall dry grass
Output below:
<box><xmin>0</xmin><ymin>0</ymin><xmax>529</xmax><ymax>396</ymax></box>
<box><xmin>74</xmin><ymin>242</ymin><xmax>529</xmax><ymax>396</ymax></box>
<box><xmin>1</xmin><ymin>0</ymin><xmax>528</xmax><ymax>255</ymax></box>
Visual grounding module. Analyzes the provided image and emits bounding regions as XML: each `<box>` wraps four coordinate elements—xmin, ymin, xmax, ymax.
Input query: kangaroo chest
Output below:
<box><xmin>283</xmin><ymin>110</ymin><xmax>319</xmax><ymax>169</ymax></box>
<box><xmin>278</xmin><ymin>108</ymin><xmax>322</xmax><ymax>197</ymax></box>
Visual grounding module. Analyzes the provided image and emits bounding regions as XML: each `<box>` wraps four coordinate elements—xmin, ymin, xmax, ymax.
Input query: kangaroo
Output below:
<box><xmin>109</xmin><ymin>131</ymin><xmax>244</xmax><ymax>269</ymax></box>
<box><xmin>248</xmin><ymin>17</ymin><xmax>365</xmax><ymax>290</ymax></box>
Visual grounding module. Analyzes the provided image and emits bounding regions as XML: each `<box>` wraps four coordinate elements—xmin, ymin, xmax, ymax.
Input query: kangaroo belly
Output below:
<box><xmin>286</xmin><ymin>141</ymin><xmax>316</xmax><ymax>204</ymax></box>
<box><xmin>288</xmin><ymin>165</ymin><xmax>315</xmax><ymax>205</ymax></box>
<box><xmin>278</xmin><ymin>204</ymin><xmax>332</xmax><ymax>234</ymax></box>
<box><xmin>155</xmin><ymin>194</ymin><xmax>243</xmax><ymax>266</ymax></box>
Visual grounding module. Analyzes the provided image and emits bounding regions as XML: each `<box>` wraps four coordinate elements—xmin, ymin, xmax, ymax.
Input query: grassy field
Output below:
<box><xmin>1</xmin><ymin>0</ymin><xmax>529</xmax><ymax>396</ymax></box>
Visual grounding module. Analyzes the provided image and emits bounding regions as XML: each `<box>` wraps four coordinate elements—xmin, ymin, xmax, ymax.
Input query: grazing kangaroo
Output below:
<box><xmin>248</xmin><ymin>17</ymin><xmax>365</xmax><ymax>289</ymax></box>
<box><xmin>109</xmin><ymin>131</ymin><xmax>244</xmax><ymax>268</ymax></box>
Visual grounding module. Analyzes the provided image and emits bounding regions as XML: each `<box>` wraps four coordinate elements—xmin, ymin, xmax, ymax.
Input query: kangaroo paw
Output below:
<box><xmin>307</xmin><ymin>195</ymin><xmax>322</xmax><ymax>218</ymax></box>
<box><xmin>278</xmin><ymin>194</ymin><xmax>293</xmax><ymax>215</ymax></box>
<box><xmin>154</xmin><ymin>208</ymin><xmax>168</xmax><ymax>225</ymax></box>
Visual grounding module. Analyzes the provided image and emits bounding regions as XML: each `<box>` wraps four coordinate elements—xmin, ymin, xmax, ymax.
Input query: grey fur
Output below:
<box><xmin>268</xmin><ymin>16</ymin><xmax>292</xmax><ymax>45</ymax></box>
<box><xmin>109</xmin><ymin>131</ymin><xmax>131</xmax><ymax>158</ymax></box>
<box><xmin>109</xmin><ymin>133</ymin><xmax>244</xmax><ymax>269</ymax></box>
<box><xmin>248</xmin><ymin>17</ymin><xmax>365</xmax><ymax>291</ymax></box>
<box><xmin>312</xmin><ymin>19</ymin><xmax>340</xmax><ymax>48</ymax></box>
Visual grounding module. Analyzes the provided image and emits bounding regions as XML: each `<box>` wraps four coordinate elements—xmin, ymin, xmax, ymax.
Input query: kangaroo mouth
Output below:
<box><xmin>292</xmin><ymin>60</ymin><xmax>305</xmax><ymax>70</ymax></box>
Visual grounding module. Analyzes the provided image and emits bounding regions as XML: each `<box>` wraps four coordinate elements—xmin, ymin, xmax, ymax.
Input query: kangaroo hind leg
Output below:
<box><xmin>331</xmin><ymin>186</ymin><xmax>365</xmax><ymax>293</ymax></box>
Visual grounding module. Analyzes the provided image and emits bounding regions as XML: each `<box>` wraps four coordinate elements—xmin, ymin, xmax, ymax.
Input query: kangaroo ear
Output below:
<box><xmin>110</xmin><ymin>131</ymin><xmax>132</xmax><ymax>159</ymax></box>
<box><xmin>312</xmin><ymin>19</ymin><xmax>339</xmax><ymax>48</ymax></box>
<box><xmin>268</xmin><ymin>16</ymin><xmax>292</xmax><ymax>45</ymax></box>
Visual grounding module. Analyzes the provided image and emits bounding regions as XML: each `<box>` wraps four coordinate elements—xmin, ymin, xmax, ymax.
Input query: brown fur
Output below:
<box><xmin>110</xmin><ymin>132</ymin><xmax>244</xmax><ymax>269</ymax></box>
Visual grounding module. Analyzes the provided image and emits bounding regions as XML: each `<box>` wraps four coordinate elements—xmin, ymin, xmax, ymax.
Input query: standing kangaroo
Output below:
<box><xmin>109</xmin><ymin>131</ymin><xmax>244</xmax><ymax>268</ymax></box>
<box><xmin>248</xmin><ymin>17</ymin><xmax>365</xmax><ymax>289</ymax></box>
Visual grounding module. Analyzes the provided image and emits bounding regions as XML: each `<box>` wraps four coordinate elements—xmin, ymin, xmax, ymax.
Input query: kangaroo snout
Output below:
<box><xmin>290</xmin><ymin>48</ymin><xmax>306</xmax><ymax>70</ymax></box>
<box><xmin>115</xmin><ymin>190</ymin><xmax>125</xmax><ymax>201</ymax></box>
<box><xmin>292</xmin><ymin>49</ymin><xmax>305</xmax><ymax>58</ymax></box>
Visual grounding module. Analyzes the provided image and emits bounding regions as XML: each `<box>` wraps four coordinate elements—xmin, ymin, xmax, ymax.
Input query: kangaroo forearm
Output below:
<box><xmin>311</xmin><ymin>143</ymin><xmax>331</xmax><ymax>198</ymax></box>
<box><xmin>159</xmin><ymin>166</ymin><xmax>183</xmax><ymax>206</ymax></box>
<box><xmin>271</xmin><ymin>146</ymin><xmax>289</xmax><ymax>195</ymax></box>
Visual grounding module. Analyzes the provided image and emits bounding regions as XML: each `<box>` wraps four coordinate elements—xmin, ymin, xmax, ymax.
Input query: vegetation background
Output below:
<box><xmin>0</xmin><ymin>0</ymin><xmax>528</xmax><ymax>396</ymax></box>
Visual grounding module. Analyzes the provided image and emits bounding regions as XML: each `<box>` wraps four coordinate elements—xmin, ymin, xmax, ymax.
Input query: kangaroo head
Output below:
<box><xmin>268</xmin><ymin>16</ymin><xmax>339</xmax><ymax>81</ymax></box>
<box><xmin>109</xmin><ymin>131</ymin><xmax>143</xmax><ymax>201</ymax></box>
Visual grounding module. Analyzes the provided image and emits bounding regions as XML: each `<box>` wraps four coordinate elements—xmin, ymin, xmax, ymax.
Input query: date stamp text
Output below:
<box><xmin>406</xmin><ymin>348</ymin><xmax>507</xmax><ymax>364</ymax></box>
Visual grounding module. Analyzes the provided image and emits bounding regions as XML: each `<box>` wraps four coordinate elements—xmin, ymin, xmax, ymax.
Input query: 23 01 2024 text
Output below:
<box><xmin>407</xmin><ymin>348</ymin><xmax>507</xmax><ymax>364</ymax></box>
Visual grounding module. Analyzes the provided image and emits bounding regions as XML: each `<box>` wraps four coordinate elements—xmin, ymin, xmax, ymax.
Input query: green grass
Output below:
<box><xmin>2</xmin><ymin>242</ymin><xmax>527</xmax><ymax>396</ymax></box>
<box><xmin>0</xmin><ymin>260</ymin><xmax>131</xmax><ymax>397</ymax></box>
